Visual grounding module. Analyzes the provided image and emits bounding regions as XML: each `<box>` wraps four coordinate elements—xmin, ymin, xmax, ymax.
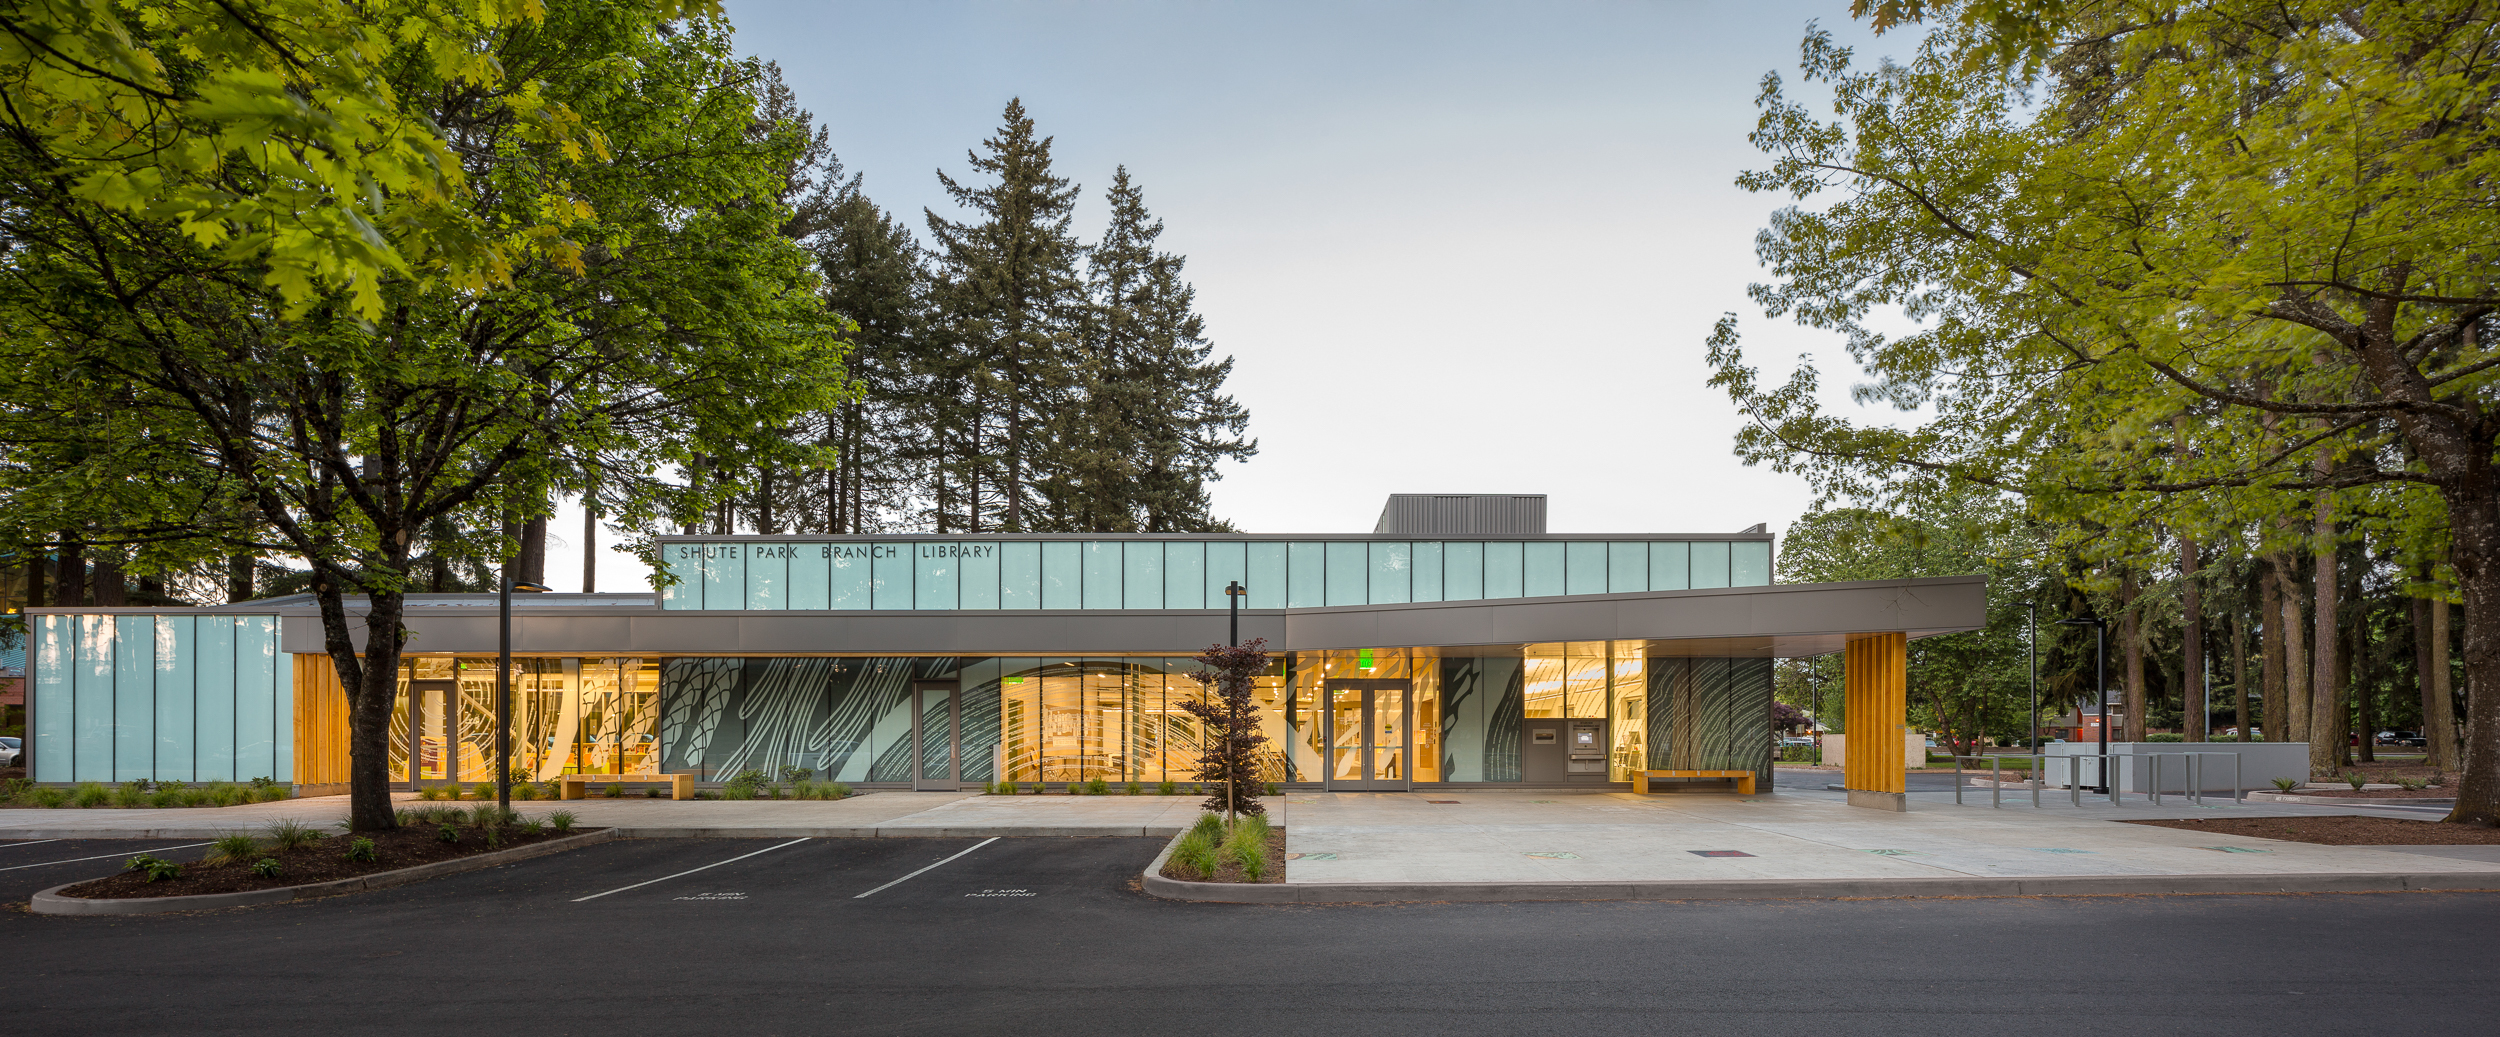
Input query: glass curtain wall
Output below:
<box><xmin>388</xmin><ymin>657</ymin><xmax>660</xmax><ymax>784</ymax></box>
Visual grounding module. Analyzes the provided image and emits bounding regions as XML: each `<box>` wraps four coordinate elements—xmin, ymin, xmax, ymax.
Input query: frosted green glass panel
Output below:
<box><xmin>914</xmin><ymin>543</ymin><xmax>958</xmax><ymax>610</ymax></box>
<box><xmin>1002</xmin><ymin>541</ymin><xmax>1040</xmax><ymax>608</ymax></box>
<box><xmin>1125</xmin><ymin>542</ymin><xmax>1165</xmax><ymax>609</ymax></box>
<box><xmin>234</xmin><ymin>616</ymin><xmax>276</xmax><ymax>782</ymax></box>
<box><xmin>1042</xmin><ymin>541</ymin><xmax>1081</xmax><ymax>609</ymax></box>
<box><xmin>74</xmin><ymin>615</ymin><xmax>112</xmax><ymax>781</ymax></box>
<box><xmin>155</xmin><ymin>616</ymin><xmax>194</xmax><ymax>780</ymax></box>
<box><xmin>1732</xmin><ymin>541</ymin><xmax>1772</xmax><ymax>586</ymax></box>
<box><xmin>787</xmin><ymin>544</ymin><xmax>831</xmax><ymax>609</ymax></box>
<box><xmin>1524</xmin><ymin>542</ymin><xmax>1565</xmax><ymax>597</ymax></box>
<box><xmin>1368</xmin><ymin>542</ymin><xmax>1411</xmax><ymax>604</ymax></box>
<box><xmin>1484</xmin><ymin>542</ymin><xmax>1523</xmax><ymax>599</ymax></box>
<box><xmin>32</xmin><ymin>616</ymin><xmax>72</xmax><ymax>781</ymax></box>
<box><xmin>1325</xmin><ymin>542</ymin><xmax>1366</xmax><ymax>606</ymax></box>
<box><xmin>1207</xmin><ymin>540</ymin><xmax>1247</xmax><ymax>608</ymax></box>
<box><xmin>1288</xmin><ymin>542</ymin><xmax>1324</xmax><ymax>607</ymax></box>
<box><xmin>1247</xmin><ymin>543</ymin><xmax>1287</xmax><ymax>608</ymax></box>
<box><xmin>830</xmin><ymin>544</ymin><xmax>873</xmax><ymax>608</ymax></box>
<box><xmin>1564</xmin><ymin>542</ymin><xmax>1606</xmax><ymax>596</ymax></box>
<box><xmin>1412</xmin><ymin>542</ymin><xmax>1443</xmax><ymax>602</ymax></box>
<box><xmin>960</xmin><ymin>542</ymin><xmax>1002</xmax><ymax>609</ymax></box>
<box><xmin>872</xmin><ymin>543</ymin><xmax>913</xmax><ymax>608</ymax></box>
<box><xmin>1692</xmin><ymin>541</ymin><xmax>1731</xmax><ymax>589</ymax></box>
<box><xmin>195</xmin><ymin>617</ymin><xmax>236</xmax><ymax>781</ymax></box>
<box><xmin>1609</xmin><ymin>542</ymin><xmax>1648</xmax><ymax>592</ymax></box>
<box><xmin>702</xmin><ymin>544</ymin><xmax>744</xmax><ymax>610</ymax></box>
<box><xmin>1444</xmin><ymin>542</ymin><xmax>1484</xmax><ymax>601</ymax></box>
<box><xmin>1649</xmin><ymin>541</ymin><xmax>1690</xmax><ymax>590</ymax></box>
<box><xmin>1165</xmin><ymin>541</ymin><xmax>1204</xmax><ymax>608</ymax></box>
<box><xmin>662</xmin><ymin>543</ymin><xmax>704</xmax><ymax>609</ymax></box>
<box><xmin>745</xmin><ymin>543</ymin><xmax>789</xmax><ymax>610</ymax></box>
<box><xmin>115</xmin><ymin>615</ymin><xmax>153</xmax><ymax>780</ymax></box>
<box><xmin>271</xmin><ymin>640</ymin><xmax>294</xmax><ymax>784</ymax></box>
<box><xmin>1084</xmin><ymin>542</ymin><xmax>1122</xmax><ymax>609</ymax></box>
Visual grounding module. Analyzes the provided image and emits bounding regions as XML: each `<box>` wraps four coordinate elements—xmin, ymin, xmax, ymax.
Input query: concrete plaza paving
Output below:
<box><xmin>7</xmin><ymin>779</ymin><xmax>2496</xmax><ymax>898</ymax></box>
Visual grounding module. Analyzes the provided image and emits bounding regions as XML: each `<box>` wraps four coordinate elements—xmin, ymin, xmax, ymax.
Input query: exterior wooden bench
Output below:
<box><xmin>559</xmin><ymin>773</ymin><xmax>696</xmax><ymax>801</ymax></box>
<box><xmin>1633</xmin><ymin>769</ymin><xmax>1756</xmax><ymax>795</ymax></box>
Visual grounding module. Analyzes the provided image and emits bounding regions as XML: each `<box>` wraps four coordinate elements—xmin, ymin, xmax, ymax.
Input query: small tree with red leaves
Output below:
<box><xmin>1182</xmin><ymin>638</ymin><xmax>1271</xmax><ymax>820</ymax></box>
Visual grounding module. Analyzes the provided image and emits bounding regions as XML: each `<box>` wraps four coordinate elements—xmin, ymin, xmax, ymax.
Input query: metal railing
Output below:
<box><xmin>1953</xmin><ymin>753</ymin><xmax>2123</xmax><ymax>807</ymax></box>
<box><xmin>2144</xmin><ymin>751</ymin><xmax>2244</xmax><ymax>806</ymax></box>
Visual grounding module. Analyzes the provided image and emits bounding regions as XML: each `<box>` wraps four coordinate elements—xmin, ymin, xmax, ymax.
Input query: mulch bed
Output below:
<box><xmin>2283</xmin><ymin>787</ymin><xmax>2452</xmax><ymax>800</ymax></box>
<box><xmin>2124</xmin><ymin>815</ymin><xmax>2500</xmax><ymax>845</ymax></box>
<box><xmin>57</xmin><ymin>822</ymin><xmax>595</xmax><ymax>899</ymax></box>
<box><xmin>1160</xmin><ymin>826</ymin><xmax>1288</xmax><ymax>884</ymax></box>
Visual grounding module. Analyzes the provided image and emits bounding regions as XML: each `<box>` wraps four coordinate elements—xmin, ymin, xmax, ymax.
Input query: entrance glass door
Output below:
<box><xmin>1324</xmin><ymin>680</ymin><xmax>1413</xmax><ymax>791</ymax></box>
<box><xmin>912</xmin><ymin>682</ymin><xmax>960</xmax><ymax>790</ymax></box>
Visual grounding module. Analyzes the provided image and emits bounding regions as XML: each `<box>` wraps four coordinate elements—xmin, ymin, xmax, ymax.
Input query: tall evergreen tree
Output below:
<box><xmin>925</xmin><ymin>99</ymin><xmax>1086</xmax><ymax>532</ymax></box>
<box><xmin>815</xmin><ymin>182</ymin><xmax>933</xmax><ymax>533</ymax></box>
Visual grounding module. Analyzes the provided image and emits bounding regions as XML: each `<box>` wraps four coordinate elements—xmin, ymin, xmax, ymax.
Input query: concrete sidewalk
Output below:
<box><xmin>0</xmin><ymin>789</ymin><xmax>1208</xmax><ymax>840</ymax></box>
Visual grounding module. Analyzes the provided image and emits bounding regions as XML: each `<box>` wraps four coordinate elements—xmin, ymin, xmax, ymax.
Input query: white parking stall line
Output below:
<box><xmin>571</xmin><ymin>838</ymin><xmax>813</xmax><ymax>903</ymax></box>
<box><xmin>0</xmin><ymin>843</ymin><xmax>212</xmax><ymax>873</ymax></box>
<box><xmin>0</xmin><ymin>839</ymin><xmax>63</xmax><ymax>851</ymax></box>
<box><xmin>853</xmin><ymin>837</ymin><xmax>999</xmax><ymax>899</ymax></box>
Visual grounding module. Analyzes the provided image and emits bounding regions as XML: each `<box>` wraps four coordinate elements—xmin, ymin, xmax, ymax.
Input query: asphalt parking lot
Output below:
<box><xmin>5</xmin><ymin>834</ymin><xmax>2497</xmax><ymax>1037</ymax></box>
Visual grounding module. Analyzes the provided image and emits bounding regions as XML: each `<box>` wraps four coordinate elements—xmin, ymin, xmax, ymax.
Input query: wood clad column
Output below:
<box><xmin>1843</xmin><ymin>632</ymin><xmax>1909</xmax><ymax>811</ymax></box>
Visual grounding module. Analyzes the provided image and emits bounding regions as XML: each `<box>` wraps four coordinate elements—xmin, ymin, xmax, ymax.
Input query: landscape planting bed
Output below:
<box><xmin>57</xmin><ymin>821</ymin><xmax>598</xmax><ymax>899</ymax></box>
<box><xmin>2124</xmin><ymin>816</ymin><xmax>2500</xmax><ymax>845</ymax></box>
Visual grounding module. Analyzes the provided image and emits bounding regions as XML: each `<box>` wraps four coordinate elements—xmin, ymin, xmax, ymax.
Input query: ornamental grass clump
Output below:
<box><xmin>548</xmin><ymin>810</ymin><xmax>578</xmax><ymax>834</ymax></box>
<box><xmin>211</xmin><ymin>832</ymin><xmax>261</xmax><ymax>864</ymax></box>
<box><xmin>1170</xmin><ymin>829</ymin><xmax>1220</xmax><ymax>880</ymax></box>
<box><xmin>1224</xmin><ymin>815</ymin><xmax>1270</xmax><ymax>881</ymax></box>
<box><xmin>73</xmin><ymin>781</ymin><xmax>110</xmax><ymax>808</ymax></box>
<box><xmin>2271</xmin><ymin>777</ymin><xmax>2301</xmax><ymax>792</ymax></box>
<box><xmin>32</xmin><ymin>786</ymin><xmax>69</xmax><ymax>808</ymax></box>
<box><xmin>112</xmin><ymin>781</ymin><xmax>148</xmax><ymax>808</ymax></box>
<box><xmin>265</xmin><ymin>818</ymin><xmax>321</xmax><ymax>852</ymax></box>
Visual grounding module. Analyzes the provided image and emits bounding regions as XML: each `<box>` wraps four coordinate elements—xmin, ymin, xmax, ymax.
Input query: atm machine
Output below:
<box><xmin>1566</xmin><ymin>719</ymin><xmax>1609</xmax><ymax>783</ymax></box>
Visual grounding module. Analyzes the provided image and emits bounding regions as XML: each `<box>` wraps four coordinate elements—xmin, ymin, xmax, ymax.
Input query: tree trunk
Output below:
<box><xmin>2260</xmin><ymin>559</ymin><xmax>2281</xmax><ymax>741</ymax></box>
<box><xmin>89</xmin><ymin>557</ymin><xmax>125</xmax><ymax>606</ymax></box>
<box><xmin>581</xmin><ymin>499</ymin><xmax>598</xmax><ymax>594</ymax></box>
<box><xmin>518</xmin><ymin>514</ymin><xmax>548</xmax><ymax>587</ymax></box>
<box><xmin>53</xmin><ymin>537</ymin><xmax>82</xmax><ymax>607</ymax></box>
<box><xmin>2432</xmin><ymin>595</ymin><xmax>2460</xmax><ymax>772</ymax></box>
<box><xmin>2311</xmin><ymin>502</ymin><xmax>2344</xmax><ymax>775</ymax></box>
<box><xmin>2122</xmin><ymin>570</ymin><xmax>2146</xmax><ymax>741</ymax></box>
<box><xmin>22</xmin><ymin>547</ymin><xmax>43</xmax><ymax>608</ymax></box>
<box><xmin>2181</xmin><ymin>533</ymin><xmax>2204</xmax><ymax>741</ymax></box>
<box><xmin>226</xmin><ymin>554</ymin><xmax>254</xmax><ymax>603</ymax></box>
<box><xmin>2273</xmin><ymin>557</ymin><xmax>2312</xmax><ymax>749</ymax></box>
<box><xmin>2415</xmin><ymin>590</ymin><xmax>2435</xmax><ymax>758</ymax></box>
<box><xmin>2354</xmin><ymin>599</ymin><xmax>2374</xmax><ymax>764</ymax></box>
<box><xmin>2233</xmin><ymin>603</ymin><xmax>2250</xmax><ymax>742</ymax></box>
<box><xmin>312</xmin><ymin>566</ymin><xmax>407</xmax><ymax>834</ymax></box>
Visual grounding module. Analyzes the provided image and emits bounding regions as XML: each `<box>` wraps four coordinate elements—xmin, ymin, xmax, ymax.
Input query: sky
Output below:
<box><xmin>546</xmin><ymin>0</ymin><xmax>1909</xmax><ymax>593</ymax></box>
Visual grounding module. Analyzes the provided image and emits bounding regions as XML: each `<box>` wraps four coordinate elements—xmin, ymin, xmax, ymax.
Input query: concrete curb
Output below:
<box><xmin>30</xmin><ymin>828</ymin><xmax>618</xmax><ymax>916</ymax></box>
<box><xmin>1145</xmin><ymin>870</ymin><xmax>2500</xmax><ymax>903</ymax></box>
<box><xmin>2241</xmin><ymin>791</ymin><xmax>2455</xmax><ymax>807</ymax></box>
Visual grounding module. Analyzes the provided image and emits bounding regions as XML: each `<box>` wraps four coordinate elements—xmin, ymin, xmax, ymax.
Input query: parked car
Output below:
<box><xmin>1777</xmin><ymin>736</ymin><xmax>1816</xmax><ymax>748</ymax></box>
<box><xmin>0</xmin><ymin>735</ymin><xmax>18</xmax><ymax>768</ymax></box>
<box><xmin>2377</xmin><ymin>730</ymin><xmax>2426</xmax><ymax>747</ymax></box>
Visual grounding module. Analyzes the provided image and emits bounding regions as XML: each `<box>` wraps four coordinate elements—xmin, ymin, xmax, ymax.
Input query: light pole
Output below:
<box><xmin>497</xmin><ymin>571</ymin><xmax>552</xmax><ymax>813</ymax></box>
<box><xmin>2056</xmin><ymin>616</ymin><xmax>2108</xmax><ymax>793</ymax></box>
<box><xmin>1226</xmin><ymin>580</ymin><xmax>1245</xmax><ymax>647</ymax></box>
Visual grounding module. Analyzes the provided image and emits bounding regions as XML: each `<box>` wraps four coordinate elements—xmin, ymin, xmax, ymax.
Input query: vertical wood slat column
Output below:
<box><xmin>1844</xmin><ymin>632</ymin><xmax>1907</xmax><ymax>795</ymax></box>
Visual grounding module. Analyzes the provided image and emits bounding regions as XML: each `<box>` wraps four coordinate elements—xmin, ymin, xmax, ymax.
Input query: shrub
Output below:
<box><xmin>723</xmin><ymin>782</ymin><xmax>755</xmax><ymax>801</ymax></box>
<box><xmin>0</xmin><ymin>777</ymin><xmax>30</xmax><ymax>804</ymax></box>
<box><xmin>548</xmin><ymin>810</ymin><xmax>578</xmax><ymax>833</ymax></box>
<box><xmin>481</xmin><ymin>824</ymin><xmax>505</xmax><ymax>849</ymax></box>
<box><xmin>73</xmin><ymin>781</ymin><xmax>111</xmax><ymax>808</ymax></box>
<box><xmin>470</xmin><ymin>782</ymin><xmax>494</xmax><ymax>801</ymax></box>
<box><xmin>1125</xmin><ymin>782</ymin><xmax>1141</xmax><ymax>795</ymax></box>
<box><xmin>266</xmin><ymin>818</ymin><xmax>321</xmax><ymax>852</ymax></box>
<box><xmin>2145</xmin><ymin>733</ymin><xmax>2186</xmax><ymax>743</ymax></box>
<box><xmin>2271</xmin><ymin>777</ymin><xmax>2301</xmax><ymax>792</ymax></box>
<box><xmin>1225</xmin><ymin>821</ymin><xmax>1268</xmax><ymax>882</ymax></box>
<box><xmin>345</xmin><ymin>837</ymin><xmax>378</xmax><ymax>862</ymax></box>
<box><xmin>470</xmin><ymin>804</ymin><xmax>515</xmax><ymax>828</ymax></box>
<box><xmin>179</xmin><ymin>787</ymin><xmax>210</xmax><ymax>807</ymax></box>
<box><xmin>779</xmin><ymin>764</ymin><xmax>815</xmax><ymax>783</ymax></box>
<box><xmin>825</xmin><ymin>782</ymin><xmax>851</xmax><ymax>800</ymax></box>
<box><xmin>256</xmin><ymin>784</ymin><xmax>290</xmax><ymax>803</ymax></box>
<box><xmin>393</xmin><ymin>809</ymin><xmax>412</xmax><ymax>826</ymax></box>
<box><xmin>1191</xmin><ymin>812</ymin><xmax>1225</xmax><ymax>841</ymax></box>
<box><xmin>416</xmin><ymin>785</ymin><xmax>440</xmax><ymax>801</ymax></box>
<box><xmin>2397</xmin><ymin>777</ymin><xmax>2430</xmax><ymax>791</ymax></box>
<box><xmin>1086</xmin><ymin>778</ymin><xmax>1109</xmax><ymax>795</ymax></box>
<box><xmin>606</xmin><ymin>783</ymin><xmax>625</xmax><ymax>798</ymax></box>
<box><xmin>519</xmin><ymin>818</ymin><xmax>546</xmax><ymax>836</ymax></box>
<box><xmin>209</xmin><ymin>783</ymin><xmax>245</xmax><ymax>807</ymax></box>
<box><xmin>646</xmin><ymin>787</ymin><xmax>664</xmax><ymax>798</ymax></box>
<box><xmin>1263</xmin><ymin>782</ymin><xmax>1280</xmax><ymax>796</ymax></box>
<box><xmin>2344</xmin><ymin>772</ymin><xmax>2369</xmax><ymax>790</ymax></box>
<box><xmin>1158</xmin><ymin>780</ymin><xmax>1177</xmax><ymax>796</ymax></box>
<box><xmin>251</xmin><ymin>857</ymin><xmax>284</xmax><ymax>879</ymax></box>
<box><xmin>249</xmin><ymin>776</ymin><xmax>277</xmax><ymax>789</ymax></box>
<box><xmin>148</xmin><ymin>788</ymin><xmax>181</xmax><ymax>808</ymax></box>
<box><xmin>514</xmin><ymin>783</ymin><xmax>540</xmax><ymax>801</ymax></box>
<box><xmin>113</xmin><ymin>781</ymin><xmax>148</xmax><ymax>808</ymax></box>
<box><xmin>436</xmin><ymin>824</ymin><xmax>460</xmax><ymax>843</ymax></box>
<box><xmin>124</xmin><ymin>854</ymin><xmax>183</xmax><ymax>882</ymax></box>
<box><xmin>1170</xmin><ymin>830</ymin><xmax>1219</xmax><ymax>880</ymax></box>
<box><xmin>211</xmin><ymin>832</ymin><xmax>261</xmax><ymax>863</ymax></box>
<box><xmin>31</xmin><ymin>786</ymin><xmax>69</xmax><ymax>808</ymax></box>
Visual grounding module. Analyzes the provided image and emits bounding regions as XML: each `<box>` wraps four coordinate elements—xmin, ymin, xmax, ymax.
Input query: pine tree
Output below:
<box><xmin>925</xmin><ymin>99</ymin><xmax>1086</xmax><ymax>532</ymax></box>
<box><xmin>814</xmin><ymin>181</ymin><xmax>932</xmax><ymax>533</ymax></box>
<box><xmin>1054</xmin><ymin>167</ymin><xmax>1254</xmax><ymax>532</ymax></box>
